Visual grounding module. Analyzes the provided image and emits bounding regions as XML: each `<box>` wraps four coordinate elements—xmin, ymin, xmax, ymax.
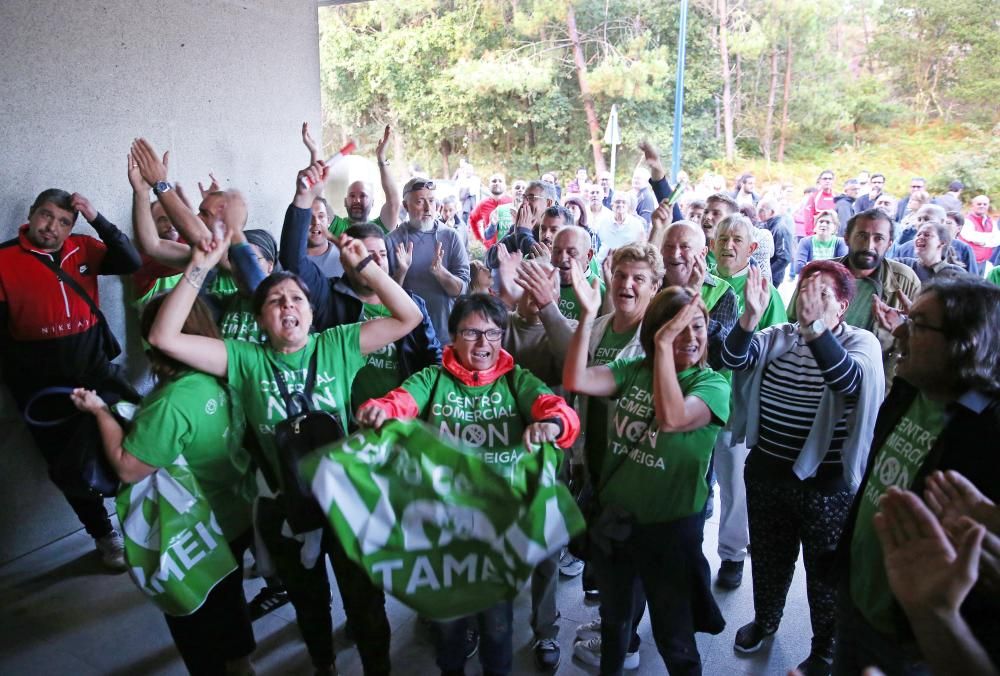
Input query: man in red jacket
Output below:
<box><xmin>0</xmin><ymin>188</ymin><xmax>141</xmax><ymax>571</ymax></box>
<box><xmin>469</xmin><ymin>173</ymin><xmax>512</xmax><ymax>246</ymax></box>
<box><xmin>958</xmin><ymin>195</ymin><xmax>998</xmax><ymax>268</ymax></box>
<box><xmin>802</xmin><ymin>170</ymin><xmax>837</xmax><ymax>237</ymax></box>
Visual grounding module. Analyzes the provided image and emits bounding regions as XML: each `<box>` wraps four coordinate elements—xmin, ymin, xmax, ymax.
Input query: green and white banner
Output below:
<box><xmin>116</xmin><ymin>458</ymin><xmax>237</xmax><ymax>617</ymax></box>
<box><xmin>301</xmin><ymin>419</ymin><xmax>584</xmax><ymax>621</ymax></box>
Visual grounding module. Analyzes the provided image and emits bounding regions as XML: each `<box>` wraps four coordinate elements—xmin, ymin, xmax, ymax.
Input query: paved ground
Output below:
<box><xmin>0</xmin><ymin>492</ymin><xmax>817</xmax><ymax>676</ymax></box>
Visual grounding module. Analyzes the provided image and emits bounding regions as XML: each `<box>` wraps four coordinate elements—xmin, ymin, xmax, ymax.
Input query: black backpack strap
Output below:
<box><xmin>268</xmin><ymin>348</ymin><xmax>319</xmax><ymax>417</ymax></box>
<box><xmin>31</xmin><ymin>250</ymin><xmax>121</xmax><ymax>359</ymax></box>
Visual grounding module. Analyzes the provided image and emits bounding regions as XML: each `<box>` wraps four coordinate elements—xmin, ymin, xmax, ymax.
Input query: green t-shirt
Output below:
<box><xmin>207</xmin><ymin>270</ymin><xmax>239</xmax><ymax>299</ymax></box>
<box><xmin>585</xmin><ymin>325</ymin><xmax>638</xmax><ymax>475</ymax></box>
<box><xmin>351</xmin><ymin>302</ymin><xmax>403</xmax><ymax>412</ymax></box>
<box><xmin>558</xmin><ymin>277</ymin><xmax>607</xmax><ymax>321</ymax></box>
<box><xmin>719</xmin><ymin>270</ymin><xmax>788</xmax><ymax>328</ymax></box>
<box><xmin>123</xmin><ymin>372</ymin><xmax>253</xmax><ymax>540</ymax></box>
<box><xmin>133</xmin><ymin>273</ymin><xmax>181</xmax><ymax>312</ymax></box>
<box><xmin>602</xmin><ymin>358</ymin><xmax>730</xmax><ymax>523</ymax></box>
<box><xmin>700</xmin><ymin>274</ymin><xmax>733</xmax><ymax>313</ymax></box>
<box><xmin>850</xmin><ymin>393</ymin><xmax>946</xmax><ymax>634</ymax></box>
<box><xmin>812</xmin><ymin>237</ymin><xmax>838</xmax><ymax>261</ymax></box>
<box><xmin>219</xmin><ymin>295</ymin><xmax>267</xmax><ymax>344</ymax></box>
<box><xmin>490</xmin><ymin>204</ymin><xmax>516</xmax><ymax>243</ymax></box>
<box><xmin>987</xmin><ymin>266</ymin><xmax>1000</xmax><ymax>287</ymax></box>
<box><xmin>330</xmin><ymin>215</ymin><xmax>388</xmax><ymax>236</ymax></box>
<box><xmin>398</xmin><ymin>364</ymin><xmax>553</xmax><ymax>480</ymax></box>
<box><xmin>706</xmin><ymin>250</ymin><xmax>718</xmax><ymax>272</ymax></box>
<box><xmin>843</xmin><ymin>276</ymin><xmax>877</xmax><ymax>331</ymax></box>
<box><xmin>225</xmin><ymin>324</ymin><xmax>365</xmax><ymax>482</ymax></box>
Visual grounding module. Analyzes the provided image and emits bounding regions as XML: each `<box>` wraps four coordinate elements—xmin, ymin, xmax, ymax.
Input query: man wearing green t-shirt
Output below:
<box><xmin>835</xmin><ymin>277</ymin><xmax>1000</xmax><ymax>674</ymax></box>
<box><xmin>327</xmin><ymin>125</ymin><xmax>401</xmax><ymax>236</ymax></box>
<box><xmin>552</xmin><ymin>226</ymin><xmax>605</xmax><ymax>320</ymax></box>
<box><xmin>712</xmin><ymin>214</ymin><xmax>788</xmax><ymax>589</ymax></box>
<box><xmin>787</xmin><ymin>208</ymin><xmax>919</xmax><ymax>383</ymax></box>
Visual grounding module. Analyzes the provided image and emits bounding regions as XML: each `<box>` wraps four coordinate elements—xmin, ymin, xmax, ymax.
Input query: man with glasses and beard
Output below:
<box><xmin>388</xmin><ymin>178</ymin><xmax>470</xmax><ymax>345</ymax></box>
<box><xmin>788</xmin><ymin>208</ymin><xmax>920</xmax><ymax>381</ymax></box>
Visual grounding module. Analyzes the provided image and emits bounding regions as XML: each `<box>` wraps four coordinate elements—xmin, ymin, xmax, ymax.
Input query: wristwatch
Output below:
<box><xmin>153</xmin><ymin>181</ymin><xmax>173</xmax><ymax>196</ymax></box>
<box><xmin>802</xmin><ymin>318</ymin><xmax>826</xmax><ymax>339</ymax></box>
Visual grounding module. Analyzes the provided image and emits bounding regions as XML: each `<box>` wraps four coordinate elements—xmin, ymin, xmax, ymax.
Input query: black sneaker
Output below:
<box><xmin>734</xmin><ymin>621</ymin><xmax>775</xmax><ymax>654</ymax></box>
<box><xmin>248</xmin><ymin>586</ymin><xmax>290</xmax><ymax>620</ymax></box>
<box><xmin>533</xmin><ymin>637</ymin><xmax>560</xmax><ymax>671</ymax></box>
<box><xmin>796</xmin><ymin>652</ymin><xmax>833</xmax><ymax>676</ymax></box>
<box><xmin>465</xmin><ymin>626</ymin><xmax>480</xmax><ymax>660</ymax></box>
<box><xmin>716</xmin><ymin>559</ymin><xmax>744</xmax><ymax>589</ymax></box>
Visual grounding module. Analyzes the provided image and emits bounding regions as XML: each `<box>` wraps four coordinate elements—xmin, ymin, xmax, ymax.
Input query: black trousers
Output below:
<box><xmin>164</xmin><ymin>530</ymin><xmax>256</xmax><ymax>675</ymax></box>
<box><xmin>256</xmin><ymin>496</ymin><xmax>390</xmax><ymax>674</ymax></box>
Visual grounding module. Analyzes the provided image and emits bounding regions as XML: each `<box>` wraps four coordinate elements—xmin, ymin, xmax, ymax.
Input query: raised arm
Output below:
<box><xmin>128</xmin><ymin>151</ymin><xmax>191</xmax><ymax>269</ymax></box>
<box><xmin>431</xmin><ymin>237</ymin><xmax>469</xmax><ymax>298</ymax></box>
<box><xmin>652</xmin><ymin>297</ymin><xmax>713</xmax><ymax>432</ymax></box>
<box><xmin>71</xmin><ymin>193</ymin><xmax>142</xmax><ymax>275</ymax></box>
<box><xmin>562</xmin><ymin>265</ymin><xmax>617</xmax><ymax>397</ymax></box>
<box><xmin>721</xmin><ymin>266</ymin><xmax>770</xmax><ymax>370</ymax></box>
<box><xmin>375</xmin><ymin>125</ymin><xmax>400</xmax><ymax>230</ymax></box>
<box><xmin>131</xmin><ymin>137</ymin><xmax>213</xmax><ymax>252</ymax></box>
<box><xmin>334</xmin><ymin>235</ymin><xmax>422</xmax><ymax>355</ymax></box>
<box><xmin>280</xmin><ymin>161</ymin><xmax>333</xmax><ymax>313</ymax></box>
<box><xmin>147</xmin><ymin>230</ymin><xmax>231</xmax><ymax>378</ymax></box>
<box><xmin>639</xmin><ymin>141</ymin><xmax>683</xmax><ymax>222</ymax></box>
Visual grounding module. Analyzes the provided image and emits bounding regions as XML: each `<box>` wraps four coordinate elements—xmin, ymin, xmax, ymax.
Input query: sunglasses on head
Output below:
<box><xmin>405</xmin><ymin>179</ymin><xmax>436</xmax><ymax>194</ymax></box>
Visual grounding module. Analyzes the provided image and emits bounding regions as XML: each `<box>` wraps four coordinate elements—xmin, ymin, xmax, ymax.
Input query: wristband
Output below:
<box><xmin>355</xmin><ymin>254</ymin><xmax>375</xmax><ymax>275</ymax></box>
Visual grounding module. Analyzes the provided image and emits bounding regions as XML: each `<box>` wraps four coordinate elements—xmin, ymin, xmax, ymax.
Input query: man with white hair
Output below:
<box><xmin>388</xmin><ymin>178</ymin><xmax>470</xmax><ymax>343</ymax></box>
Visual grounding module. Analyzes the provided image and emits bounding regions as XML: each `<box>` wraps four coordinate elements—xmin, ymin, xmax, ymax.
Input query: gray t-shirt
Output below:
<box><xmin>387</xmin><ymin>222</ymin><xmax>470</xmax><ymax>345</ymax></box>
<box><xmin>308</xmin><ymin>243</ymin><xmax>344</xmax><ymax>278</ymax></box>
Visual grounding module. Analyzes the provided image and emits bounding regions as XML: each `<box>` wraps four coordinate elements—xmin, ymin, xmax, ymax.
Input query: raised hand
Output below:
<box><xmin>528</xmin><ymin>241</ymin><xmax>551</xmax><ymax>262</ymax></box>
<box><xmin>70</xmin><ymin>388</ymin><xmax>108</xmax><ymax>415</ymax></box>
<box><xmin>190</xmin><ymin>220</ymin><xmax>232</xmax><ymax>271</ymax></box>
<box><xmin>223</xmin><ymin>190</ymin><xmax>248</xmax><ymax>234</ymax></box>
<box><xmin>127</xmin><ymin>152</ymin><xmax>150</xmax><ymax>192</ymax></box>
<box><xmin>600</xmin><ymin>249</ymin><xmax>615</xmax><ymax>288</ymax></box>
<box><xmin>795</xmin><ymin>272</ymin><xmax>827</xmax><ymax>326</ymax></box>
<box><xmin>430</xmin><ymin>242</ymin><xmax>445</xmax><ymax>274</ymax></box>
<box><xmin>295</xmin><ymin>160</ymin><xmax>329</xmax><ymax>203</ymax></box>
<box><xmin>924</xmin><ymin>470</ymin><xmax>998</xmax><ymax>530</ymax></box>
<box><xmin>375</xmin><ymin>125</ymin><xmax>391</xmax><ymax>164</ymax></box>
<box><xmin>70</xmin><ymin>193</ymin><xmax>98</xmax><ymax>222</ymax></box>
<box><xmin>131</xmin><ymin>138</ymin><xmax>169</xmax><ymax>186</ymax></box>
<box><xmin>742</xmin><ymin>264</ymin><xmax>769</xmax><ymax>329</ymax></box>
<box><xmin>198</xmin><ymin>172</ymin><xmax>222</xmax><ymax>198</ymax></box>
<box><xmin>655</xmin><ymin>293</ymin><xmax>704</xmax><ymax>348</ymax></box>
<box><xmin>873</xmin><ymin>294</ymin><xmax>904</xmax><ymax>332</ymax></box>
<box><xmin>638</xmin><ymin>140</ymin><xmax>665</xmax><ymax>180</ymax></box>
<box><xmin>569</xmin><ymin>264</ymin><xmax>602</xmax><ymax>319</ymax></box>
<box><xmin>302</xmin><ymin>121</ymin><xmax>320</xmax><ymax>163</ymax></box>
<box><xmin>330</xmin><ymin>234</ymin><xmax>370</xmax><ymax>270</ymax></box>
<box><xmin>394</xmin><ymin>241</ymin><xmax>414</xmax><ymax>277</ymax></box>
<box><xmin>515</xmin><ymin>260</ymin><xmax>559</xmax><ymax>308</ymax></box>
<box><xmin>687</xmin><ymin>250</ymin><xmax>707</xmax><ymax>288</ymax></box>
<box><xmin>873</xmin><ymin>487</ymin><xmax>984</xmax><ymax>617</ymax></box>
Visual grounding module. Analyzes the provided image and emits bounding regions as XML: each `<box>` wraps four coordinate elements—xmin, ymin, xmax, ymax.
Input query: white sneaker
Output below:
<box><xmin>95</xmin><ymin>530</ymin><xmax>127</xmax><ymax>572</ymax></box>
<box><xmin>559</xmin><ymin>550</ymin><xmax>585</xmax><ymax>577</ymax></box>
<box><xmin>573</xmin><ymin>637</ymin><xmax>640</xmax><ymax>670</ymax></box>
<box><xmin>575</xmin><ymin>618</ymin><xmax>602</xmax><ymax>640</ymax></box>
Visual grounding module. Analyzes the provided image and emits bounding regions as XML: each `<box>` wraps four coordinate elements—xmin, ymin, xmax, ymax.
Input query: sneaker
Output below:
<box><xmin>95</xmin><ymin>530</ymin><xmax>127</xmax><ymax>571</ymax></box>
<box><xmin>796</xmin><ymin>652</ymin><xmax>833</xmax><ymax>676</ymax></box>
<box><xmin>583</xmin><ymin>588</ymin><xmax>600</xmax><ymax>602</ymax></box>
<box><xmin>716</xmin><ymin>559</ymin><xmax>744</xmax><ymax>589</ymax></box>
<box><xmin>248</xmin><ymin>586</ymin><xmax>291</xmax><ymax>620</ymax></box>
<box><xmin>559</xmin><ymin>551</ymin><xmax>584</xmax><ymax>577</ymax></box>
<box><xmin>465</xmin><ymin>626</ymin><xmax>480</xmax><ymax>660</ymax></box>
<box><xmin>533</xmin><ymin>637</ymin><xmax>560</xmax><ymax>670</ymax></box>
<box><xmin>575</xmin><ymin>618</ymin><xmax>601</xmax><ymax>641</ymax></box>
<box><xmin>573</xmin><ymin>637</ymin><xmax>639</xmax><ymax>670</ymax></box>
<box><xmin>734</xmin><ymin>621</ymin><xmax>776</xmax><ymax>654</ymax></box>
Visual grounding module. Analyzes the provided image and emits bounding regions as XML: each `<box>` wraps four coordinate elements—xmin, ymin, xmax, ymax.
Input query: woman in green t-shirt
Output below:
<box><xmin>72</xmin><ymin>295</ymin><xmax>256</xmax><ymax>676</ymax></box>
<box><xmin>794</xmin><ymin>210</ymin><xmax>848</xmax><ymax>276</ymax></box>
<box><xmin>563</xmin><ymin>274</ymin><xmax>730</xmax><ymax>676</ymax></box>
<box><xmin>148</xmin><ymin>161</ymin><xmax>425</xmax><ymax>676</ymax></box>
<box><xmin>356</xmin><ymin>293</ymin><xmax>580</xmax><ymax>676</ymax></box>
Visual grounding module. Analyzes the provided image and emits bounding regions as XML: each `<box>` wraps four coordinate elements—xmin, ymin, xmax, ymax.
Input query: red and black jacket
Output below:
<box><xmin>0</xmin><ymin>218</ymin><xmax>141</xmax><ymax>404</ymax></box>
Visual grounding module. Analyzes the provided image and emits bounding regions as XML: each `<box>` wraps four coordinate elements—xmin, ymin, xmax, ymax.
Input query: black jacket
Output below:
<box><xmin>485</xmin><ymin>227</ymin><xmax>538</xmax><ymax>269</ymax></box>
<box><xmin>278</xmin><ymin>205</ymin><xmax>442</xmax><ymax>379</ymax></box>
<box><xmin>833</xmin><ymin>194</ymin><xmax>855</xmax><ymax>236</ymax></box>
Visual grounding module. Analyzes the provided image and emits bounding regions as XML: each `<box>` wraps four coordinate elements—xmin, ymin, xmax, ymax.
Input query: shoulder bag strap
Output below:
<box><xmin>268</xmin><ymin>348</ymin><xmax>317</xmax><ymax>417</ymax></box>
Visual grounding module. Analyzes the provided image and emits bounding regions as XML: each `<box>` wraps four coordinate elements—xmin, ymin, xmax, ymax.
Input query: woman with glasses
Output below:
<box><xmin>357</xmin><ymin>293</ymin><xmax>580</xmax><ymax>676</ymax></box>
<box><xmin>794</xmin><ymin>210</ymin><xmax>848</xmax><ymax>277</ymax></box>
<box><xmin>721</xmin><ymin>260</ymin><xmax>885</xmax><ymax>675</ymax></box>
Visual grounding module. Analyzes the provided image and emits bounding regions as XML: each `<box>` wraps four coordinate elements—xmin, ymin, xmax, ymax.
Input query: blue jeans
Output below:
<box><xmin>436</xmin><ymin>600</ymin><xmax>513</xmax><ymax>675</ymax></box>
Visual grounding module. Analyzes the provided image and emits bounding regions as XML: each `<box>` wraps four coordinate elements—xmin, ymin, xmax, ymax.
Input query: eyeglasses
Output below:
<box><xmin>458</xmin><ymin>328</ymin><xmax>503</xmax><ymax>342</ymax></box>
<box><xmin>405</xmin><ymin>179</ymin><xmax>436</xmax><ymax>194</ymax></box>
<box><xmin>903</xmin><ymin>315</ymin><xmax>945</xmax><ymax>334</ymax></box>
<box><xmin>524</xmin><ymin>194</ymin><xmax>547</xmax><ymax>202</ymax></box>
<box><xmin>911</xmin><ymin>185</ymin><xmax>924</xmax><ymax>189</ymax></box>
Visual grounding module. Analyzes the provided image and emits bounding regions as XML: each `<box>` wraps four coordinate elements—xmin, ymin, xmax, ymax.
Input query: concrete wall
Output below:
<box><xmin>0</xmin><ymin>0</ymin><xmax>324</xmax><ymax>564</ymax></box>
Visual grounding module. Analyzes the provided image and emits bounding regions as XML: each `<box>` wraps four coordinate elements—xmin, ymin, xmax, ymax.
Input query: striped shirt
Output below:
<box><xmin>723</xmin><ymin>322</ymin><xmax>861</xmax><ymax>468</ymax></box>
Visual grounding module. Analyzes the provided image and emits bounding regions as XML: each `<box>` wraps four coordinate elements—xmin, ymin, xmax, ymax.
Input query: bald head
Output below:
<box><xmin>345</xmin><ymin>180</ymin><xmax>375</xmax><ymax>223</ymax></box>
<box><xmin>552</xmin><ymin>226</ymin><xmax>594</xmax><ymax>285</ymax></box>
<box><xmin>661</xmin><ymin>221</ymin><xmax>708</xmax><ymax>287</ymax></box>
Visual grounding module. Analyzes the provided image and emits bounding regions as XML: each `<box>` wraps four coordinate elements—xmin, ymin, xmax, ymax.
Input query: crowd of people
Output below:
<box><xmin>2</xmin><ymin>124</ymin><xmax>999</xmax><ymax>676</ymax></box>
